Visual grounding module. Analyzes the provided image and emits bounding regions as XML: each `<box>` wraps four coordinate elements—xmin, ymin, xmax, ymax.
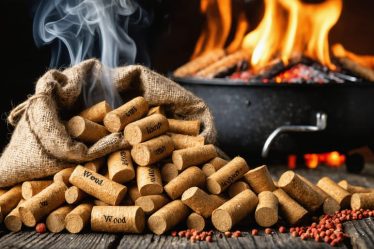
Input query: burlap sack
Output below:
<box><xmin>0</xmin><ymin>59</ymin><xmax>216</xmax><ymax>187</ymax></box>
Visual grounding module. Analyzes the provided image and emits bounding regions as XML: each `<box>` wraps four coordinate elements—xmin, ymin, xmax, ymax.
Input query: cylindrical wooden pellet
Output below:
<box><xmin>172</xmin><ymin>145</ymin><xmax>218</xmax><ymax>171</ymax></box>
<box><xmin>69</xmin><ymin>165</ymin><xmax>127</xmax><ymax>206</ymax></box>
<box><xmin>103</xmin><ymin>96</ymin><xmax>149</xmax><ymax>133</ymax></box>
<box><xmin>228</xmin><ymin>181</ymin><xmax>250</xmax><ymax>198</ymax></box>
<box><xmin>0</xmin><ymin>189</ymin><xmax>7</xmax><ymax>196</ymax></box>
<box><xmin>46</xmin><ymin>205</ymin><xmax>73</xmax><ymax>233</ymax></box>
<box><xmin>54</xmin><ymin>167</ymin><xmax>75</xmax><ymax>186</ymax></box>
<box><xmin>79</xmin><ymin>100</ymin><xmax>112</xmax><ymax>123</ymax></box>
<box><xmin>202</xmin><ymin>157</ymin><xmax>228</xmax><ymax>176</ymax></box>
<box><xmin>124</xmin><ymin>114</ymin><xmax>169</xmax><ymax>145</ymax></box>
<box><xmin>4</xmin><ymin>199</ymin><xmax>24</xmax><ymax>232</ymax></box>
<box><xmin>147</xmin><ymin>200</ymin><xmax>190</xmax><ymax>235</ymax></box>
<box><xmin>169</xmin><ymin>133</ymin><xmax>205</xmax><ymax>150</ymax></box>
<box><xmin>278</xmin><ymin>171</ymin><xmax>324</xmax><ymax>212</ymax></box>
<box><xmin>19</xmin><ymin>182</ymin><xmax>67</xmax><ymax>227</ymax></box>
<box><xmin>84</xmin><ymin>158</ymin><xmax>105</xmax><ymax>172</ymax></box>
<box><xmin>164</xmin><ymin>166</ymin><xmax>206</xmax><ymax>200</ymax></box>
<box><xmin>181</xmin><ymin>187</ymin><xmax>225</xmax><ymax>218</ymax></box>
<box><xmin>91</xmin><ymin>206</ymin><xmax>145</xmax><ymax>233</ymax></box>
<box><xmin>65</xmin><ymin>163</ymin><xmax>102</xmax><ymax>205</ymax></box>
<box><xmin>135</xmin><ymin>195</ymin><xmax>170</xmax><ymax>215</ymax></box>
<box><xmin>255</xmin><ymin>191</ymin><xmax>278</xmax><ymax>227</ymax></box>
<box><xmin>338</xmin><ymin>180</ymin><xmax>374</xmax><ymax>194</ymax></box>
<box><xmin>243</xmin><ymin>165</ymin><xmax>275</xmax><ymax>194</ymax></box>
<box><xmin>22</xmin><ymin>180</ymin><xmax>53</xmax><ymax>200</ymax></box>
<box><xmin>65</xmin><ymin>186</ymin><xmax>87</xmax><ymax>204</ymax></box>
<box><xmin>317</xmin><ymin>177</ymin><xmax>351</xmax><ymax>208</ymax></box>
<box><xmin>137</xmin><ymin>166</ymin><xmax>163</xmax><ymax>196</ymax></box>
<box><xmin>147</xmin><ymin>106</ymin><xmax>165</xmax><ymax>116</ymax></box>
<box><xmin>128</xmin><ymin>183</ymin><xmax>142</xmax><ymax>203</ymax></box>
<box><xmin>94</xmin><ymin>199</ymin><xmax>109</xmax><ymax>206</ymax></box>
<box><xmin>0</xmin><ymin>185</ymin><xmax>22</xmax><ymax>222</ymax></box>
<box><xmin>67</xmin><ymin>116</ymin><xmax>109</xmax><ymax>143</ymax></box>
<box><xmin>206</xmin><ymin>156</ymin><xmax>249</xmax><ymax>195</ymax></box>
<box><xmin>211</xmin><ymin>189</ymin><xmax>258</xmax><ymax>232</ymax></box>
<box><xmin>161</xmin><ymin>163</ymin><xmax>179</xmax><ymax>183</ymax></box>
<box><xmin>298</xmin><ymin>175</ymin><xmax>340</xmax><ymax>215</ymax></box>
<box><xmin>168</xmin><ymin>119</ymin><xmax>200</xmax><ymax>136</ymax></box>
<box><xmin>273</xmin><ymin>189</ymin><xmax>308</xmax><ymax>225</ymax></box>
<box><xmin>187</xmin><ymin>213</ymin><xmax>206</xmax><ymax>232</ymax></box>
<box><xmin>131</xmin><ymin>135</ymin><xmax>174</xmax><ymax>166</ymax></box>
<box><xmin>351</xmin><ymin>193</ymin><xmax>374</xmax><ymax>210</ymax></box>
<box><xmin>107</xmin><ymin>150</ymin><xmax>135</xmax><ymax>183</ymax></box>
<box><xmin>65</xmin><ymin>203</ymin><xmax>93</xmax><ymax>233</ymax></box>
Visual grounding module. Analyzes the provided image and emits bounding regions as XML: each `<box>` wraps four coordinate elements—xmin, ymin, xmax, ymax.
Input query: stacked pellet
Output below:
<box><xmin>2</xmin><ymin>96</ymin><xmax>374</xmax><ymax>236</ymax></box>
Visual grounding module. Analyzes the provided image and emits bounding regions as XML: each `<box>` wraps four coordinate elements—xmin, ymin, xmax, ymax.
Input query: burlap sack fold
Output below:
<box><xmin>0</xmin><ymin>59</ymin><xmax>216</xmax><ymax>187</ymax></box>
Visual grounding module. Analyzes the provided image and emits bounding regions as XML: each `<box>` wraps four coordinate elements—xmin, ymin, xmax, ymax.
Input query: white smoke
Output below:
<box><xmin>33</xmin><ymin>0</ymin><xmax>150</xmax><ymax>107</ymax></box>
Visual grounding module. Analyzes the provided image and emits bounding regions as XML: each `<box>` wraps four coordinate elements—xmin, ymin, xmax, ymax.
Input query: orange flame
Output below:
<box><xmin>192</xmin><ymin>0</ymin><xmax>343</xmax><ymax>71</ymax></box>
<box><xmin>242</xmin><ymin>0</ymin><xmax>342</xmax><ymax>70</ymax></box>
<box><xmin>192</xmin><ymin>0</ymin><xmax>232</xmax><ymax>59</ymax></box>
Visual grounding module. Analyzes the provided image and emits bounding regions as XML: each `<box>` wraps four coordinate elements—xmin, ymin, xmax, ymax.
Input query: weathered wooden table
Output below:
<box><xmin>1</xmin><ymin>164</ymin><xmax>373</xmax><ymax>249</ymax></box>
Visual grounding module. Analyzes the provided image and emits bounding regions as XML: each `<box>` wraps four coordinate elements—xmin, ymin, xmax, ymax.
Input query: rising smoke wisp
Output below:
<box><xmin>33</xmin><ymin>0</ymin><xmax>151</xmax><ymax>107</ymax></box>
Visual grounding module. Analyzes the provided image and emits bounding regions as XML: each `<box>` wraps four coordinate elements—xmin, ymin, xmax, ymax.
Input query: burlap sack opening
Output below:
<box><xmin>0</xmin><ymin>59</ymin><xmax>216</xmax><ymax>187</ymax></box>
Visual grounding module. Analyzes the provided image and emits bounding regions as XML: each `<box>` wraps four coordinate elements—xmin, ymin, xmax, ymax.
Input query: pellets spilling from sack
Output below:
<box><xmin>0</xmin><ymin>96</ymin><xmax>373</xmax><ymax>248</ymax></box>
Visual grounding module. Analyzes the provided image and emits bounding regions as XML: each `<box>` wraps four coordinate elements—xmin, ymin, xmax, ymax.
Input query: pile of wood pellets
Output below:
<box><xmin>0</xmin><ymin>96</ymin><xmax>373</xmax><ymax>247</ymax></box>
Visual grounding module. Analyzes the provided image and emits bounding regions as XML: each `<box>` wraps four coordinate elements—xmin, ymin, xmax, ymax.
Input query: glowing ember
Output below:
<box><xmin>288</xmin><ymin>151</ymin><xmax>346</xmax><ymax>169</ymax></box>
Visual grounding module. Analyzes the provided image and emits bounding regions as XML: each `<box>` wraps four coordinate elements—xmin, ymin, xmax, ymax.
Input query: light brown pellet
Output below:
<box><xmin>273</xmin><ymin>188</ymin><xmax>308</xmax><ymax>225</ymax></box>
<box><xmin>211</xmin><ymin>189</ymin><xmax>258</xmax><ymax>232</ymax></box>
<box><xmin>202</xmin><ymin>157</ymin><xmax>228</xmax><ymax>176</ymax></box>
<box><xmin>79</xmin><ymin>100</ymin><xmax>112</xmax><ymax>123</ymax></box>
<box><xmin>160</xmin><ymin>163</ymin><xmax>179</xmax><ymax>183</ymax></box>
<box><xmin>206</xmin><ymin>156</ymin><xmax>249</xmax><ymax>194</ymax></box>
<box><xmin>255</xmin><ymin>191</ymin><xmax>278</xmax><ymax>227</ymax></box>
<box><xmin>164</xmin><ymin>167</ymin><xmax>206</xmax><ymax>200</ymax></box>
<box><xmin>46</xmin><ymin>205</ymin><xmax>73</xmax><ymax>233</ymax></box>
<box><xmin>135</xmin><ymin>195</ymin><xmax>170</xmax><ymax>215</ymax></box>
<box><xmin>172</xmin><ymin>145</ymin><xmax>217</xmax><ymax>171</ymax></box>
<box><xmin>69</xmin><ymin>165</ymin><xmax>127</xmax><ymax>206</ymax></box>
<box><xmin>317</xmin><ymin>177</ymin><xmax>351</xmax><ymax>208</ymax></box>
<box><xmin>168</xmin><ymin>119</ymin><xmax>201</xmax><ymax>136</ymax></box>
<box><xmin>65</xmin><ymin>203</ymin><xmax>93</xmax><ymax>233</ymax></box>
<box><xmin>104</xmin><ymin>96</ymin><xmax>149</xmax><ymax>133</ymax></box>
<box><xmin>136</xmin><ymin>166</ymin><xmax>163</xmax><ymax>196</ymax></box>
<box><xmin>124</xmin><ymin>114</ymin><xmax>169</xmax><ymax>145</ymax></box>
<box><xmin>107</xmin><ymin>150</ymin><xmax>135</xmax><ymax>183</ymax></box>
<box><xmin>91</xmin><ymin>206</ymin><xmax>145</xmax><ymax>233</ymax></box>
<box><xmin>19</xmin><ymin>182</ymin><xmax>67</xmax><ymax>227</ymax></box>
<box><xmin>169</xmin><ymin>133</ymin><xmax>205</xmax><ymax>150</ymax></box>
<box><xmin>67</xmin><ymin>116</ymin><xmax>109</xmax><ymax>143</ymax></box>
<box><xmin>22</xmin><ymin>180</ymin><xmax>53</xmax><ymax>200</ymax></box>
<box><xmin>131</xmin><ymin>135</ymin><xmax>174</xmax><ymax>166</ymax></box>
<box><xmin>147</xmin><ymin>200</ymin><xmax>190</xmax><ymax>235</ymax></box>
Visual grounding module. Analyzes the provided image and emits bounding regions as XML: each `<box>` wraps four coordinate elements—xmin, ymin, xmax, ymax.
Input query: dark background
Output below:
<box><xmin>0</xmin><ymin>0</ymin><xmax>373</xmax><ymax>150</ymax></box>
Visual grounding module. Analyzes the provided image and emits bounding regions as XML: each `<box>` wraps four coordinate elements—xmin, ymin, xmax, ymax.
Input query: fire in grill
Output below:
<box><xmin>173</xmin><ymin>0</ymin><xmax>374</xmax><ymax>83</ymax></box>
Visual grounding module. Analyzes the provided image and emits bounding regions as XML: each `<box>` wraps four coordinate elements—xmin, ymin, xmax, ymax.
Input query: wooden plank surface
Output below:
<box><xmin>0</xmin><ymin>164</ymin><xmax>373</xmax><ymax>248</ymax></box>
<box><xmin>1</xmin><ymin>219</ymin><xmax>373</xmax><ymax>249</ymax></box>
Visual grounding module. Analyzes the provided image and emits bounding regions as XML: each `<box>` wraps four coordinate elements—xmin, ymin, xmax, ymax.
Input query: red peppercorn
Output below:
<box><xmin>300</xmin><ymin>234</ymin><xmax>307</xmax><ymax>240</ymax></box>
<box><xmin>291</xmin><ymin>231</ymin><xmax>298</xmax><ymax>237</ymax></box>
<box><xmin>35</xmin><ymin>223</ymin><xmax>46</xmax><ymax>234</ymax></box>
<box><xmin>190</xmin><ymin>237</ymin><xmax>196</xmax><ymax>243</ymax></box>
<box><xmin>206</xmin><ymin>236</ymin><xmax>212</xmax><ymax>242</ymax></box>
<box><xmin>171</xmin><ymin>231</ymin><xmax>177</xmax><ymax>237</ymax></box>
<box><xmin>225</xmin><ymin>231</ymin><xmax>232</xmax><ymax>237</ymax></box>
<box><xmin>251</xmin><ymin>229</ymin><xmax>259</xmax><ymax>236</ymax></box>
<box><xmin>219</xmin><ymin>233</ymin><xmax>223</xmax><ymax>238</ymax></box>
<box><xmin>325</xmin><ymin>230</ymin><xmax>332</xmax><ymax>236</ymax></box>
<box><xmin>279</xmin><ymin>226</ymin><xmax>286</xmax><ymax>233</ymax></box>
<box><xmin>315</xmin><ymin>235</ymin><xmax>321</xmax><ymax>242</ymax></box>
<box><xmin>265</xmin><ymin>228</ymin><xmax>272</xmax><ymax>234</ymax></box>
